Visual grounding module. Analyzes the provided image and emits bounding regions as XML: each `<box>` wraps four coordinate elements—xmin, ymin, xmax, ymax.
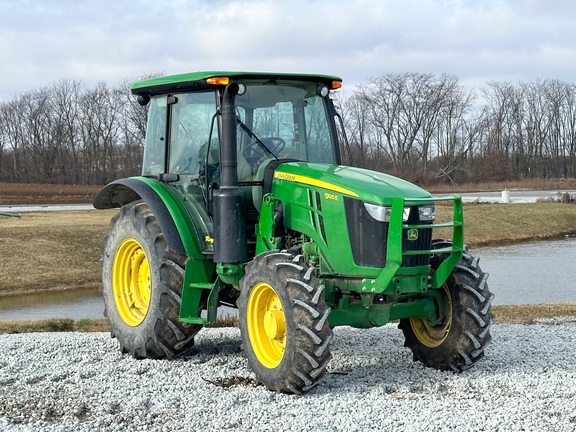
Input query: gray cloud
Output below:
<box><xmin>1</xmin><ymin>0</ymin><xmax>575</xmax><ymax>99</ymax></box>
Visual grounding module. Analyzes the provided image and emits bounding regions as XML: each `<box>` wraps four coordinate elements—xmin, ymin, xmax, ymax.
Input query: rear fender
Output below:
<box><xmin>93</xmin><ymin>177</ymin><xmax>203</xmax><ymax>259</ymax></box>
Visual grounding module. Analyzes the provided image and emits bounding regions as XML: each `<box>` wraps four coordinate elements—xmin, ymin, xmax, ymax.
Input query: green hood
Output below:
<box><xmin>275</xmin><ymin>162</ymin><xmax>432</xmax><ymax>204</ymax></box>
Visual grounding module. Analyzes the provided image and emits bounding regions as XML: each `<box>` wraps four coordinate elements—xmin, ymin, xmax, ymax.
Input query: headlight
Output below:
<box><xmin>418</xmin><ymin>205</ymin><xmax>435</xmax><ymax>221</ymax></box>
<box><xmin>364</xmin><ymin>203</ymin><xmax>410</xmax><ymax>222</ymax></box>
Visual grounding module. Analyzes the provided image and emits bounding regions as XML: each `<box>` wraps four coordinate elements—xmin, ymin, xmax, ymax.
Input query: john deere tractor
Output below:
<box><xmin>94</xmin><ymin>72</ymin><xmax>493</xmax><ymax>393</ymax></box>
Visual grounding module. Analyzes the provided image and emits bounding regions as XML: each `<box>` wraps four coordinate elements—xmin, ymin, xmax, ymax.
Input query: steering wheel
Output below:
<box><xmin>242</xmin><ymin>137</ymin><xmax>286</xmax><ymax>160</ymax></box>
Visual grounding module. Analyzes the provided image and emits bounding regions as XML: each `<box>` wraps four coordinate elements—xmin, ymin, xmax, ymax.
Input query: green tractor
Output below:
<box><xmin>94</xmin><ymin>72</ymin><xmax>493</xmax><ymax>393</ymax></box>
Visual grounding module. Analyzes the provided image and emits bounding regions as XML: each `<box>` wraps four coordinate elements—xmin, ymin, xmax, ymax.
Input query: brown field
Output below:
<box><xmin>435</xmin><ymin>202</ymin><xmax>576</xmax><ymax>246</ymax></box>
<box><xmin>0</xmin><ymin>210</ymin><xmax>116</xmax><ymax>294</ymax></box>
<box><xmin>1</xmin><ymin>180</ymin><xmax>575</xmax><ymax>295</ymax></box>
<box><xmin>0</xmin><ymin>182</ymin><xmax>103</xmax><ymax>205</ymax></box>
<box><xmin>2</xmin><ymin>178</ymin><xmax>576</xmax><ymax>205</ymax></box>
<box><xmin>1</xmin><ymin>203</ymin><xmax>574</xmax><ymax>295</ymax></box>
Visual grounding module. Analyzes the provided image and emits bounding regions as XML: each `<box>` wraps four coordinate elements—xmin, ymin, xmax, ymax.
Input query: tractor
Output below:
<box><xmin>94</xmin><ymin>72</ymin><xmax>493</xmax><ymax>394</ymax></box>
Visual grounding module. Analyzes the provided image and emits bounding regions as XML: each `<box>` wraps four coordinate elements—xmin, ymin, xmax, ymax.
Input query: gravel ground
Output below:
<box><xmin>1</xmin><ymin>320</ymin><xmax>575</xmax><ymax>432</ymax></box>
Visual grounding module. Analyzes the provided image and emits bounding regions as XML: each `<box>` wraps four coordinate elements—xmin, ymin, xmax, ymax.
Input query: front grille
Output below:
<box><xmin>344</xmin><ymin>198</ymin><xmax>388</xmax><ymax>268</ymax></box>
<box><xmin>345</xmin><ymin>198</ymin><xmax>433</xmax><ymax>269</ymax></box>
<box><xmin>402</xmin><ymin>223</ymin><xmax>432</xmax><ymax>266</ymax></box>
<box><xmin>402</xmin><ymin>206</ymin><xmax>433</xmax><ymax>267</ymax></box>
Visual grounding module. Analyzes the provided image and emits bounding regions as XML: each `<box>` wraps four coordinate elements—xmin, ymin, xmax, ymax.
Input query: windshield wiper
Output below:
<box><xmin>236</xmin><ymin>118</ymin><xmax>278</xmax><ymax>161</ymax></box>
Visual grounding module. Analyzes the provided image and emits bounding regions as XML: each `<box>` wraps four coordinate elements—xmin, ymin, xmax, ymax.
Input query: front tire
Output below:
<box><xmin>101</xmin><ymin>200</ymin><xmax>202</xmax><ymax>359</ymax></box>
<box><xmin>238</xmin><ymin>251</ymin><xmax>332</xmax><ymax>394</ymax></box>
<box><xmin>399</xmin><ymin>240</ymin><xmax>494</xmax><ymax>371</ymax></box>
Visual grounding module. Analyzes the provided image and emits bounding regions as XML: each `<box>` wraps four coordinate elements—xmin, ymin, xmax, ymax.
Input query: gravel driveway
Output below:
<box><xmin>1</xmin><ymin>320</ymin><xmax>575</xmax><ymax>431</ymax></box>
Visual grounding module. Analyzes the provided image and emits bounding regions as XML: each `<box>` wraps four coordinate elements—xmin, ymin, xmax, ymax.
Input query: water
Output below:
<box><xmin>0</xmin><ymin>238</ymin><xmax>574</xmax><ymax>320</ymax></box>
<box><xmin>0</xmin><ymin>287</ymin><xmax>103</xmax><ymax>321</ymax></box>
<box><xmin>473</xmin><ymin>237</ymin><xmax>576</xmax><ymax>305</ymax></box>
<box><xmin>0</xmin><ymin>288</ymin><xmax>238</xmax><ymax>321</ymax></box>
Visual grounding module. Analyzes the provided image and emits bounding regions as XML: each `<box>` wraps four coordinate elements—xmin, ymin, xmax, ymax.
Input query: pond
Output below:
<box><xmin>0</xmin><ymin>238</ymin><xmax>574</xmax><ymax>320</ymax></box>
<box><xmin>0</xmin><ymin>287</ymin><xmax>103</xmax><ymax>321</ymax></box>
<box><xmin>474</xmin><ymin>237</ymin><xmax>576</xmax><ymax>306</ymax></box>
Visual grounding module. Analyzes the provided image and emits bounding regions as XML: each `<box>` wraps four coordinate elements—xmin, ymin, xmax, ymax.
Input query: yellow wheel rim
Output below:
<box><xmin>409</xmin><ymin>283</ymin><xmax>452</xmax><ymax>348</ymax></box>
<box><xmin>247</xmin><ymin>282</ymin><xmax>286</xmax><ymax>368</ymax></box>
<box><xmin>112</xmin><ymin>238</ymin><xmax>151</xmax><ymax>326</ymax></box>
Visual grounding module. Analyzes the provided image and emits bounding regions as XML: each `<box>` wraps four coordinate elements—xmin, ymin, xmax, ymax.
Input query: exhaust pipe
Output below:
<box><xmin>213</xmin><ymin>82</ymin><xmax>247</xmax><ymax>264</ymax></box>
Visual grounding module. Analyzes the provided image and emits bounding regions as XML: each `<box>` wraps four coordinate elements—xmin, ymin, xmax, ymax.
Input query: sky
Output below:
<box><xmin>1</xmin><ymin>0</ymin><xmax>576</xmax><ymax>100</ymax></box>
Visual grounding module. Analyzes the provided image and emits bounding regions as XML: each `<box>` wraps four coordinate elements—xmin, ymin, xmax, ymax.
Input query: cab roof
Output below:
<box><xmin>131</xmin><ymin>71</ymin><xmax>343</xmax><ymax>96</ymax></box>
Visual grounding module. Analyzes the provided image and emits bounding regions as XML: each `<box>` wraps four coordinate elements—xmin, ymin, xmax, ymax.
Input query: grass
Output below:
<box><xmin>435</xmin><ymin>202</ymin><xmax>576</xmax><ymax>247</ymax></box>
<box><xmin>0</xmin><ymin>318</ymin><xmax>77</xmax><ymax>334</ymax></box>
<box><xmin>0</xmin><ymin>182</ymin><xmax>574</xmax><ymax>332</ymax></box>
<box><xmin>491</xmin><ymin>303</ymin><xmax>576</xmax><ymax>324</ymax></box>
<box><xmin>0</xmin><ymin>315</ymin><xmax>241</xmax><ymax>334</ymax></box>
<box><xmin>0</xmin><ymin>210</ymin><xmax>117</xmax><ymax>294</ymax></box>
<box><xmin>0</xmin><ymin>318</ymin><xmax>111</xmax><ymax>334</ymax></box>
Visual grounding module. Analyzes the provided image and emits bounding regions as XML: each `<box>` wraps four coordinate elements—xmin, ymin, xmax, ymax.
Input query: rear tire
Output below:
<box><xmin>399</xmin><ymin>240</ymin><xmax>494</xmax><ymax>371</ymax></box>
<box><xmin>238</xmin><ymin>251</ymin><xmax>332</xmax><ymax>394</ymax></box>
<box><xmin>101</xmin><ymin>200</ymin><xmax>202</xmax><ymax>359</ymax></box>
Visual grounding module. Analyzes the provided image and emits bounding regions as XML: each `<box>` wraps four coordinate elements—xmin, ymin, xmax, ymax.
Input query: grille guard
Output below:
<box><xmin>374</xmin><ymin>195</ymin><xmax>464</xmax><ymax>291</ymax></box>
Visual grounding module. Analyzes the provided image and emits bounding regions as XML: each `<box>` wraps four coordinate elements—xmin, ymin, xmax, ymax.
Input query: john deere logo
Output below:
<box><xmin>407</xmin><ymin>229</ymin><xmax>419</xmax><ymax>241</ymax></box>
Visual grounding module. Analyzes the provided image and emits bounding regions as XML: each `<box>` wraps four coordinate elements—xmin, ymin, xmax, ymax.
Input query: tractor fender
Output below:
<box><xmin>93</xmin><ymin>177</ymin><xmax>203</xmax><ymax>259</ymax></box>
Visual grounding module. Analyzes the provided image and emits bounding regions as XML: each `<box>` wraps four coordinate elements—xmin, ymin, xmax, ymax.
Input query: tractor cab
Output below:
<box><xmin>132</xmin><ymin>73</ymin><xmax>343</xmax><ymax>256</ymax></box>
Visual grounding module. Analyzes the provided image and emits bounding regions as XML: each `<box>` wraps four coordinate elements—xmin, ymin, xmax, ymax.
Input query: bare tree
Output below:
<box><xmin>1</xmin><ymin>73</ymin><xmax>575</xmax><ymax>186</ymax></box>
<box><xmin>49</xmin><ymin>79</ymin><xmax>83</xmax><ymax>183</ymax></box>
<box><xmin>354</xmin><ymin>72</ymin><xmax>475</xmax><ymax>182</ymax></box>
<box><xmin>434</xmin><ymin>97</ymin><xmax>480</xmax><ymax>184</ymax></box>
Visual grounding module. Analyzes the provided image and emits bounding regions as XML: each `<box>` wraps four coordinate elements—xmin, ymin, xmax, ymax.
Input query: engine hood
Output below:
<box><xmin>273</xmin><ymin>162</ymin><xmax>433</xmax><ymax>204</ymax></box>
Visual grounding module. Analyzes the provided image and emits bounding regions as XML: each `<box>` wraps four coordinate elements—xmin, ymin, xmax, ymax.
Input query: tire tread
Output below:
<box><xmin>100</xmin><ymin>200</ymin><xmax>203</xmax><ymax>360</ymax></box>
<box><xmin>238</xmin><ymin>251</ymin><xmax>332</xmax><ymax>394</ymax></box>
<box><xmin>400</xmin><ymin>239</ymin><xmax>494</xmax><ymax>373</ymax></box>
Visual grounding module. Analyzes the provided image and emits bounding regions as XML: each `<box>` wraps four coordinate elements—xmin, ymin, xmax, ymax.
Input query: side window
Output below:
<box><xmin>169</xmin><ymin>92</ymin><xmax>217</xmax><ymax>176</ymax></box>
<box><xmin>303</xmin><ymin>96</ymin><xmax>335</xmax><ymax>163</ymax></box>
<box><xmin>142</xmin><ymin>96</ymin><xmax>167</xmax><ymax>176</ymax></box>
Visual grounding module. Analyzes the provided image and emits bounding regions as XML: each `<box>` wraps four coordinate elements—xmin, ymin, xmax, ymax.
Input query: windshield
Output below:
<box><xmin>142</xmin><ymin>81</ymin><xmax>339</xmax><ymax>180</ymax></box>
<box><xmin>235</xmin><ymin>80</ymin><xmax>338</xmax><ymax>167</ymax></box>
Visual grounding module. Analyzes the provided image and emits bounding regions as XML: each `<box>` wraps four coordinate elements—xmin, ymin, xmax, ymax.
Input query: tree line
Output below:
<box><xmin>0</xmin><ymin>78</ymin><xmax>148</xmax><ymax>185</ymax></box>
<box><xmin>1</xmin><ymin>73</ymin><xmax>575</xmax><ymax>185</ymax></box>
<box><xmin>340</xmin><ymin>73</ymin><xmax>576</xmax><ymax>184</ymax></box>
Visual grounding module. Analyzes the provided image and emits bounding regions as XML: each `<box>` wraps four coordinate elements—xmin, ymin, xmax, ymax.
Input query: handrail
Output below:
<box><xmin>375</xmin><ymin>194</ymin><xmax>464</xmax><ymax>291</ymax></box>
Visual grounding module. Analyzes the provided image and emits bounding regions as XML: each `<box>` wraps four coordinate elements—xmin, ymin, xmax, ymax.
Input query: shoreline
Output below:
<box><xmin>469</xmin><ymin>232</ymin><xmax>576</xmax><ymax>248</ymax></box>
<box><xmin>1</xmin><ymin>303</ymin><xmax>575</xmax><ymax>334</ymax></box>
